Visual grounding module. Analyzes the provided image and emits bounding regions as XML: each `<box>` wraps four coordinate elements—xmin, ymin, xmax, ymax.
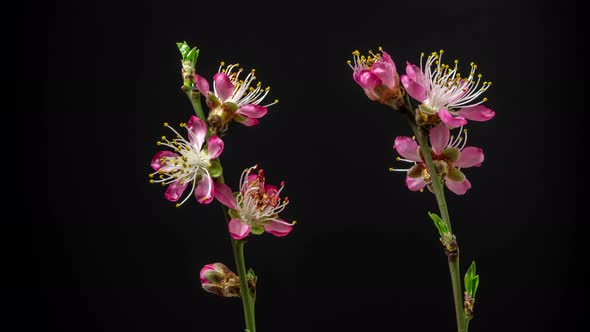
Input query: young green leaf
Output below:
<box><xmin>464</xmin><ymin>261</ymin><xmax>480</xmax><ymax>298</ymax></box>
<box><xmin>428</xmin><ymin>211</ymin><xmax>448</xmax><ymax>236</ymax></box>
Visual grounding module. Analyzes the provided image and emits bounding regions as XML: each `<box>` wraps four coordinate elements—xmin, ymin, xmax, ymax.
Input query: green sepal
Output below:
<box><xmin>428</xmin><ymin>211</ymin><xmax>448</xmax><ymax>237</ymax></box>
<box><xmin>250</xmin><ymin>225</ymin><xmax>264</xmax><ymax>235</ymax></box>
<box><xmin>247</xmin><ymin>268</ymin><xmax>256</xmax><ymax>279</ymax></box>
<box><xmin>442</xmin><ymin>147</ymin><xmax>460</xmax><ymax>162</ymax></box>
<box><xmin>464</xmin><ymin>261</ymin><xmax>480</xmax><ymax>298</ymax></box>
<box><xmin>223</xmin><ymin>101</ymin><xmax>239</xmax><ymax>113</ymax></box>
<box><xmin>228</xmin><ymin>209</ymin><xmax>240</xmax><ymax>219</ymax></box>
<box><xmin>418</xmin><ymin>103</ymin><xmax>436</xmax><ymax>115</ymax></box>
<box><xmin>447</xmin><ymin>166</ymin><xmax>465</xmax><ymax>182</ymax></box>
<box><xmin>208</xmin><ymin>158</ymin><xmax>223</xmax><ymax>178</ymax></box>
<box><xmin>408</xmin><ymin>164</ymin><xmax>424</xmax><ymax>178</ymax></box>
<box><xmin>207</xmin><ymin>93</ymin><xmax>221</xmax><ymax>108</ymax></box>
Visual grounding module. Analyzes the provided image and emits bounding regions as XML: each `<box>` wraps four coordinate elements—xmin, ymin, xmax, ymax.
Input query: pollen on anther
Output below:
<box><xmin>163</xmin><ymin>122</ymin><xmax>169</xmax><ymax>127</ymax></box>
<box><xmin>389</xmin><ymin>167</ymin><xmax>395</xmax><ymax>172</ymax></box>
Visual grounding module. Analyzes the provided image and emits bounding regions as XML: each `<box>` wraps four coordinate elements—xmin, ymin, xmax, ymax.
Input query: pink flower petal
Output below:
<box><xmin>213</xmin><ymin>73</ymin><xmax>235</xmax><ymax>102</ymax></box>
<box><xmin>371</xmin><ymin>62</ymin><xmax>396</xmax><ymax>89</ymax></box>
<box><xmin>194</xmin><ymin>174</ymin><xmax>214</xmax><ymax>204</ymax></box>
<box><xmin>164</xmin><ymin>180</ymin><xmax>189</xmax><ymax>202</ymax></box>
<box><xmin>235</xmin><ymin>116</ymin><xmax>260</xmax><ymax>127</ymax></box>
<box><xmin>206</xmin><ymin>135</ymin><xmax>224</xmax><ymax>159</ymax></box>
<box><xmin>457</xmin><ymin>105</ymin><xmax>495</xmax><ymax>122</ymax></box>
<box><xmin>229</xmin><ymin>219</ymin><xmax>251</xmax><ymax>240</ymax></box>
<box><xmin>358</xmin><ymin>70</ymin><xmax>382</xmax><ymax>90</ymax></box>
<box><xmin>455</xmin><ymin>147</ymin><xmax>484</xmax><ymax>168</ymax></box>
<box><xmin>264</xmin><ymin>219</ymin><xmax>293</xmax><ymax>237</ymax></box>
<box><xmin>445</xmin><ymin>178</ymin><xmax>472</xmax><ymax>195</ymax></box>
<box><xmin>186</xmin><ymin>115</ymin><xmax>207</xmax><ymax>149</ymax></box>
<box><xmin>406</xmin><ymin>176</ymin><xmax>427</xmax><ymax>191</ymax></box>
<box><xmin>438</xmin><ymin>108</ymin><xmax>467</xmax><ymax>129</ymax></box>
<box><xmin>194</xmin><ymin>74</ymin><xmax>210</xmax><ymax>96</ymax></box>
<box><xmin>404</xmin><ymin>62</ymin><xmax>426</xmax><ymax>87</ymax></box>
<box><xmin>200</xmin><ymin>264</ymin><xmax>216</xmax><ymax>284</ymax></box>
<box><xmin>393</xmin><ymin>136</ymin><xmax>420</xmax><ymax>162</ymax></box>
<box><xmin>237</xmin><ymin>104</ymin><xmax>268</xmax><ymax>119</ymax></box>
<box><xmin>381</xmin><ymin>51</ymin><xmax>397</xmax><ymax>72</ymax></box>
<box><xmin>264</xmin><ymin>184</ymin><xmax>278</xmax><ymax>197</ymax></box>
<box><xmin>363</xmin><ymin>88</ymin><xmax>380</xmax><ymax>101</ymax></box>
<box><xmin>401</xmin><ymin>75</ymin><xmax>427</xmax><ymax>102</ymax></box>
<box><xmin>151</xmin><ymin>151</ymin><xmax>178</xmax><ymax>171</ymax></box>
<box><xmin>213</xmin><ymin>183</ymin><xmax>237</xmax><ymax>209</ymax></box>
<box><xmin>429</xmin><ymin>124</ymin><xmax>450</xmax><ymax>155</ymax></box>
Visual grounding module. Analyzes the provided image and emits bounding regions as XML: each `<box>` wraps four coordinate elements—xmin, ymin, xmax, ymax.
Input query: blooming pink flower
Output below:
<box><xmin>200</xmin><ymin>263</ymin><xmax>241</xmax><ymax>298</ymax></box>
<box><xmin>150</xmin><ymin>116</ymin><xmax>224</xmax><ymax>206</ymax></box>
<box><xmin>401</xmin><ymin>50</ymin><xmax>495</xmax><ymax>128</ymax></box>
<box><xmin>348</xmin><ymin>48</ymin><xmax>402</xmax><ymax>105</ymax></box>
<box><xmin>194</xmin><ymin>62</ymin><xmax>278</xmax><ymax>129</ymax></box>
<box><xmin>392</xmin><ymin>124</ymin><xmax>484</xmax><ymax>195</ymax></box>
<box><xmin>214</xmin><ymin>165</ymin><xmax>295</xmax><ymax>240</ymax></box>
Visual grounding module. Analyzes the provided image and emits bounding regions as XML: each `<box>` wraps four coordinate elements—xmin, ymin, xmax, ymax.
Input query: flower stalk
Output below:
<box><xmin>401</xmin><ymin>95</ymin><xmax>467</xmax><ymax>332</ymax></box>
<box><xmin>218</xmin><ymin>173</ymin><xmax>257</xmax><ymax>332</ymax></box>
<box><xmin>231</xmin><ymin>238</ymin><xmax>257</xmax><ymax>332</ymax></box>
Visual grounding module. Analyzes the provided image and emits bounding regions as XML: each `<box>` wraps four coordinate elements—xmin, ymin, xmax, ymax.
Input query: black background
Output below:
<box><xmin>21</xmin><ymin>0</ymin><xmax>583</xmax><ymax>331</ymax></box>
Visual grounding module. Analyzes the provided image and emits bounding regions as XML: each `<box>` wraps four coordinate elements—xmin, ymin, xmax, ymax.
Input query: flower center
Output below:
<box><xmin>421</xmin><ymin>50</ymin><xmax>492</xmax><ymax>111</ymax></box>
<box><xmin>217</xmin><ymin>62</ymin><xmax>278</xmax><ymax>107</ymax></box>
<box><xmin>235</xmin><ymin>166</ymin><xmax>289</xmax><ymax>226</ymax></box>
<box><xmin>348</xmin><ymin>47</ymin><xmax>384</xmax><ymax>72</ymax></box>
<box><xmin>153</xmin><ymin>124</ymin><xmax>211</xmax><ymax>186</ymax></box>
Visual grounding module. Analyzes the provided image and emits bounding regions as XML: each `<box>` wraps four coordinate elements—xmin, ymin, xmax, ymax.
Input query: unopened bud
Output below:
<box><xmin>199</xmin><ymin>263</ymin><xmax>241</xmax><ymax>298</ymax></box>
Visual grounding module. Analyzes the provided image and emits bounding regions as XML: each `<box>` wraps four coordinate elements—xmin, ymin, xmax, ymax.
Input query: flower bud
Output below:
<box><xmin>199</xmin><ymin>263</ymin><xmax>241</xmax><ymax>298</ymax></box>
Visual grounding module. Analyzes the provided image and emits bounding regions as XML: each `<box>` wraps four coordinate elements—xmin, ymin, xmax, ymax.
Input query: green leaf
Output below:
<box><xmin>186</xmin><ymin>47</ymin><xmax>200</xmax><ymax>64</ymax></box>
<box><xmin>250</xmin><ymin>225</ymin><xmax>264</xmax><ymax>235</ymax></box>
<box><xmin>208</xmin><ymin>159</ymin><xmax>223</xmax><ymax>178</ymax></box>
<box><xmin>177</xmin><ymin>41</ymin><xmax>190</xmax><ymax>58</ymax></box>
<box><xmin>464</xmin><ymin>261</ymin><xmax>479</xmax><ymax>298</ymax></box>
<box><xmin>428</xmin><ymin>212</ymin><xmax>448</xmax><ymax>236</ymax></box>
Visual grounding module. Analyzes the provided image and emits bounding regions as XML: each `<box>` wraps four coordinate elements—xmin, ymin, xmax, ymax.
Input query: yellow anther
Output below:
<box><xmin>412</xmin><ymin>135</ymin><xmax>416</xmax><ymax>140</ymax></box>
<box><xmin>346</xmin><ymin>60</ymin><xmax>352</xmax><ymax>65</ymax></box>
<box><xmin>149</xmin><ymin>180</ymin><xmax>154</xmax><ymax>184</ymax></box>
<box><xmin>156</xmin><ymin>142</ymin><xmax>162</xmax><ymax>146</ymax></box>
<box><xmin>292</xmin><ymin>220</ymin><xmax>297</xmax><ymax>225</ymax></box>
<box><xmin>352</xmin><ymin>50</ymin><xmax>360</xmax><ymax>56</ymax></box>
<box><xmin>396</xmin><ymin>157</ymin><xmax>401</xmax><ymax>161</ymax></box>
<box><xmin>163</xmin><ymin>122</ymin><xmax>169</xmax><ymax>127</ymax></box>
<box><xmin>478</xmin><ymin>74</ymin><xmax>482</xmax><ymax>78</ymax></box>
<box><xmin>421</xmin><ymin>52</ymin><xmax>425</xmax><ymax>56</ymax></box>
<box><xmin>420</xmin><ymin>189</ymin><xmax>424</xmax><ymax>193</ymax></box>
<box><xmin>161</xmin><ymin>183</ymin><xmax>166</xmax><ymax>187</ymax></box>
<box><xmin>257</xmin><ymin>82</ymin><xmax>261</xmax><ymax>86</ymax></box>
<box><xmin>389</xmin><ymin>167</ymin><xmax>395</xmax><ymax>172</ymax></box>
<box><xmin>149</xmin><ymin>174</ymin><xmax>154</xmax><ymax>178</ymax></box>
<box><xmin>220</xmin><ymin>61</ymin><xmax>225</xmax><ymax>66</ymax></box>
<box><xmin>454</xmin><ymin>59</ymin><xmax>459</xmax><ymax>64</ymax></box>
<box><xmin>176</xmin><ymin>203</ymin><xmax>181</xmax><ymax>208</ymax></box>
<box><xmin>265</xmin><ymin>87</ymin><xmax>270</xmax><ymax>91</ymax></box>
<box><xmin>483</xmin><ymin>97</ymin><xmax>488</xmax><ymax>102</ymax></box>
<box><xmin>274</xmin><ymin>99</ymin><xmax>279</xmax><ymax>103</ymax></box>
<box><xmin>378</xmin><ymin>46</ymin><xmax>383</xmax><ymax>51</ymax></box>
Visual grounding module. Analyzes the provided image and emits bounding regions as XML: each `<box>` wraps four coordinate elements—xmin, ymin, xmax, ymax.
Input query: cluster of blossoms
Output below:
<box><xmin>350</xmin><ymin>48</ymin><xmax>494</xmax><ymax>195</ymax></box>
<box><xmin>149</xmin><ymin>47</ymin><xmax>296</xmax><ymax>309</ymax></box>
<box><xmin>150</xmin><ymin>58</ymin><xmax>295</xmax><ymax>237</ymax></box>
